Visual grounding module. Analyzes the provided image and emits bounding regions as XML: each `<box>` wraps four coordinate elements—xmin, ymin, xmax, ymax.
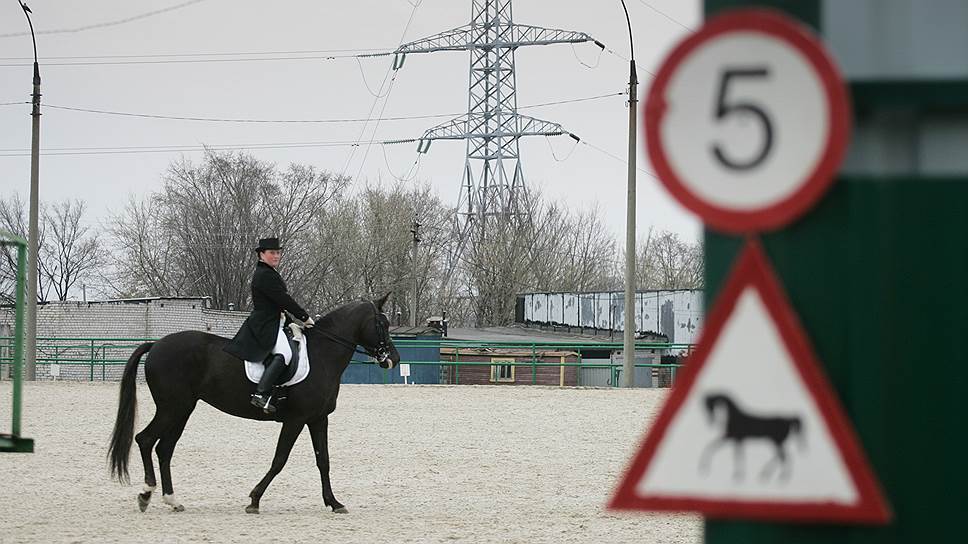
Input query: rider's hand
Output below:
<box><xmin>303</xmin><ymin>317</ymin><xmax>315</xmax><ymax>328</ymax></box>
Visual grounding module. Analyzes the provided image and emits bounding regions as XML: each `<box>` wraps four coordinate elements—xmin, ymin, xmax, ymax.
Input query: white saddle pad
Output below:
<box><xmin>244</xmin><ymin>339</ymin><xmax>310</xmax><ymax>387</ymax></box>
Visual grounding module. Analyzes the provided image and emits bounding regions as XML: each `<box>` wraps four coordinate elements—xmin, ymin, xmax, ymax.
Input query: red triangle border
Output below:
<box><xmin>608</xmin><ymin>239</ymin><xmax>892</xmax><ymax>524</ymax></box>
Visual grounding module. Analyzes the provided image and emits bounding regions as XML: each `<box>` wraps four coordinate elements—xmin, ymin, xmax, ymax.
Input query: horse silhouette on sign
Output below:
<box><xmin>698</xmin><ymin>393</ymin><xmax>804</xmax><ymax>482</ymax></box>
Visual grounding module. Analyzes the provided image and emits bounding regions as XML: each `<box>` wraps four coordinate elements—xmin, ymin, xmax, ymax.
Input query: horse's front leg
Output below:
<box><xmin>307</xmin><ymin>415</ymin><xmax>346</xmax><ymax>513</ymax></box>
<box><xmin>246</xmin><ymin>420</ymin><xmax>304</xmax><ymax>514</ymax></box>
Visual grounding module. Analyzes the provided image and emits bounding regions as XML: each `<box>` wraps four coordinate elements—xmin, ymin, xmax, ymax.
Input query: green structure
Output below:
<box><xmin>704</xmin><ymin>0</ymin><xmax>965</xmax><ymax>541</ymax></box>
<box><xmin>0</xmin><ymin>231</ymin><xmax>33</xmax><ymax>453</ymax></box>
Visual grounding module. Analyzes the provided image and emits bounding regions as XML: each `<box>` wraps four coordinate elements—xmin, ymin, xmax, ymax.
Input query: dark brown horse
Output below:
<box><xmin>108</xmin><ymin>295</ymin><xmax>400</xmax><ymax>514</ymax></box>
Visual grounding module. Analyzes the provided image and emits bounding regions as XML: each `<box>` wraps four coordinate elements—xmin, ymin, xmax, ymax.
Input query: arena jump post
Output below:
<box><xmin>0</xmin><ymin>231</ymin><xmax>34</xmax><ymax>453</ymax></box>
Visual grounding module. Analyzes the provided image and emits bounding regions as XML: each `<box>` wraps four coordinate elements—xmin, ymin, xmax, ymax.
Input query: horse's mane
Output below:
<box><xmin>305</xmin><ymin>299</ymin><xmax>369</xmax><ymax>337</ymax></box>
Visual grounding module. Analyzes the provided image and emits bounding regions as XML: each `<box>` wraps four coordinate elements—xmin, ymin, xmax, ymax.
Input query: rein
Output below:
<box><xmin>306</xmin><ymin>301</ymin><xmax>391</xmax><ymax>363</ymax></box>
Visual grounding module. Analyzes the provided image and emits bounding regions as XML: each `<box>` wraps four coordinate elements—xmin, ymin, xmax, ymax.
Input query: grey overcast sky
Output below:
<box><xmin>0</xmin><ymin>0</ymin><xmax>702</xmax><ymax>242</ymax></box>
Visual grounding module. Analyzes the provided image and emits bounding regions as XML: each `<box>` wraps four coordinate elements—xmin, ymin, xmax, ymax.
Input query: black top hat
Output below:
<box><xmin>255</xmin><ymin>237</ymin><xmax>282</xmax><ymax>252</ymax></box>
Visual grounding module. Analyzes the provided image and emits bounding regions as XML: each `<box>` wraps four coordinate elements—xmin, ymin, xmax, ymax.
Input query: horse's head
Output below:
<box><xmin>703</xmin><ymin>393</ymin><xmax>729</xmax><ymax>425</ymax></box>
<box><xmin>357</xmin><ymin>292</ymin><xmax>400</xmax><ymax>369</ymax></box>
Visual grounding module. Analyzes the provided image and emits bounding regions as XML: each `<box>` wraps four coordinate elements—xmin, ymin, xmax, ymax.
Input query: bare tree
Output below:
<box><xmin>39</xmin><ymin>200</ymin><xmax>101</xmax><ymax>301</ymax></box>
<box><xmin>455</xmin><ymin>188</ymin><xmax>619</xmax><ymax>326</ymax></box>
<box><xmin>102</xmin><ymin>148</ymin><xmax>696</xmax><ymax>329</ymax></box>
<box><xmin>0</xmin><ymin>194</ymin><xmax>30</xmax><ymax>304</ymax></box>
<box><xmin>105</xmin><ymin>196</ymin><xmax>188</xmax><ymax>298</ymax></box>
<box><xmin>107</xmin><ymin>150</ymin><xmax>347</xmax><ymax>309</ymax></box>
<box><xmin>637</xmin><ymin>229</ymin><xmax>703</xmax><ymax>290</ymax></box>
<box><xmin>531</xmin><ymin>203</ymin><xmax>619</xmax><ymax>293</ymax></box>
<box><xmin>1</xmin><ymin>195</ymin><xmax>99</xmax><ymax>303</ymax></box>
<box><xmin>310</xmin><ymin>180</ymin><xmax>456</xmax><ymax>324</ymax></box>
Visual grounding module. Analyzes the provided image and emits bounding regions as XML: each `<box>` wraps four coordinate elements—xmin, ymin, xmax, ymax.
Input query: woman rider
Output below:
<box><xmin>224</xmin><ymin>237</ymin><xmax>314</xmax><ymax>413</ymax></box>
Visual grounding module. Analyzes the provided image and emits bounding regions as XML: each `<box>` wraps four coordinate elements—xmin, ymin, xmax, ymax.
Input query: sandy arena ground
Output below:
<box><xmin>0</xmin><ymin>381</ymin><xmax>700</xmax><ymax>544</ymax></box>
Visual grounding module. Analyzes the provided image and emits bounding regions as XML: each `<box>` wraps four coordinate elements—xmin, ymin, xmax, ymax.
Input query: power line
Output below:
<box><xmin>0</xmin><ymin>140</ymin><xmax>364</xmax><ymax>157</ymax></box>
<box><xmin>0</xmin><ymin>0</ymin><xmax>211</xmax><ymax>39</ymax></box>
<box><xmin>0</xmin><ymin>104</ymin><xmax>640</xmax><ymax>164</ymax></box>
<box><xmin>341</xmin><ymin>0</ymin><xmax>423</xmax><ymax>181</ymax></box>
<box><xmin>603</xmin><ymin>47</ymin><xmax>656</xmax><ymax>78</ymax></box>
<box><xmin>579</xmin><ymin>139</ymin><xmax>660</xmax><ymax>180</ymax></box>
<box><xmin>0</xmin><ymin>93</ymin><xmax>625</xmax><ymax>157</ymax></box>
<box><xmin>0</xmin><ymin>47</ymin><xmax>392</xmax><ymax>61</ymax></box>
<box><xmin>40</xmin><ymin>92</ymin><xmax>622</xmax><ymax>124</ymax></box>
<box><xmin>41</xmin><ymin>103</ymin><xmax>456</xmax><ymax>124</ymax></box>
<box><xmin>635</xmin><ymin>0</ymin><xmax>695</xmax><ymax>31</ymax></box>
<box><xmin>0</xmin><ymin>54</ymin><xmax>363</xmax><ymax>68</ymax></box>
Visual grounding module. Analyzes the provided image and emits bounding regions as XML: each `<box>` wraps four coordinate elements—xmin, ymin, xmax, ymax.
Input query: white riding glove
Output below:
<box><xmin>303</xmin><ymin>317</ymin><xmax>315</xmax><ymax>328</ymax></box>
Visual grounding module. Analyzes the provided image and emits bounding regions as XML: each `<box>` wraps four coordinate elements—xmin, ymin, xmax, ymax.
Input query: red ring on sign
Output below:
<box><xmin>644</xmin><ymin>9</ymin><xmax>852</xmax><ymax>234</ymax></box>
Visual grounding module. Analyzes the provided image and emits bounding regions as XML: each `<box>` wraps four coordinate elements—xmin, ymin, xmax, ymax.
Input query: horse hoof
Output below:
<box><xmin>245</xmin><ymin>505</ymin><xmax>259</xmax><ymax>514</ymax></box>
<box><xmin>137</xmin><ymin>493</ymin><xmax>151</xmax><ymax>512</ymax></box>
<box><xmin>171</xmin><ymin>504</ymin><xmax>185</xmax><ymax>512</ymax></box>
<box><xmin>333</xmin><ymin>506</ymin><xmax>348</xmax><ymax>514</ymax></box>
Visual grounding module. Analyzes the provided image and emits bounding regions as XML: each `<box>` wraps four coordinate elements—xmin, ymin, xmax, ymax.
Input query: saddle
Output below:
<box><xmin>260</xmin><ymin>344</ymin><xmax>300</xmax><ymax>384</ymax></box>
<box><xmin>245</xmin><ymin>327</ymin><xmax>309</xmax><ymax>421</ymax></box>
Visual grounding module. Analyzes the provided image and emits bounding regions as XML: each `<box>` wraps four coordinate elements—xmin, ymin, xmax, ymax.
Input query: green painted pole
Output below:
<box><xmin>12</xmin><ymin>242</ymin><xmax>26</xmax><ymax>438</ymax></box>
<box><xmin>531</xmin><ymin>344</ymin><xmax>537</xmax><ymax>385</ymax></box>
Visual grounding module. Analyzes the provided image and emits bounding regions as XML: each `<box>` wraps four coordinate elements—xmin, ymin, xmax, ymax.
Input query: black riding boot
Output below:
<box><xmin>251</xmin><ymin>354</ymin><xmax>287</xmax><ymax>413</ymax></box>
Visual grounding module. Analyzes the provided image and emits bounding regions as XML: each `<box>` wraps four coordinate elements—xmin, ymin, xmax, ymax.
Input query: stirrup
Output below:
<box><xmin>250</xmin><ymin>393</ymin><xmax>276</xmax><ymax>414</ymax></box>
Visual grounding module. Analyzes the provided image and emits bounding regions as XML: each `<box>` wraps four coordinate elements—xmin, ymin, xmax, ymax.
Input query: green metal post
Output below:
<box><xmin>11</xmin><ymin>243</ymin><xmax>26</xmax><ymax>438</ymax></box>
<box><xmin>577</xmin><ymin>348</ymin><xmax>584</xmax><ymax>386</ymax></box>
<box><xmin>454</xmin><ymin>347</ymin><xmax>460</xmax><ymax>385</ymax></box>
<box><xmin>531</xmin><ymin>343</ymin><xmax>537</xmax><ymax>385</ymax></box>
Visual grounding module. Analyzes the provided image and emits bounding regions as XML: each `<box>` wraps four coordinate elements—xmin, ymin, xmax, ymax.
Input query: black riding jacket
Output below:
<box><xmin>224</xmin><ymin>261</ymin><xmax>310</xmax><ymax>362</ymax></box>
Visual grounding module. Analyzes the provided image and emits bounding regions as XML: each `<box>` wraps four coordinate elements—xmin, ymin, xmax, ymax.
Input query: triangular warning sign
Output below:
<box><xmin>609</xmin><ymin>240</ymin><xmax>891</xmax><ymax>523</ymax></box>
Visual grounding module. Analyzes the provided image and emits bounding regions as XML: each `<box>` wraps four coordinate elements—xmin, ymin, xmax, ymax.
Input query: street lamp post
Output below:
<box><xmin>620</xmin><ymin>1</ymin><xmax>638</xmax><ymax>388</ymax></box>
<box><xmin>410</xmin><ymin>215</ymin><xmax>421</xmax><ymax>327</ymax></box>
<box><xmin>20</xmin><ymin>1</ymin><xmax>41</xmax><ymax>381</ymax></box>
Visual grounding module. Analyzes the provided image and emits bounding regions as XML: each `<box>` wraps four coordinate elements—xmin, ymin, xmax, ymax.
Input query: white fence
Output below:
<box><xmin>520</xmin><ymin>290</ymin><xmax>704</xmax><ymax>345</ymax></box>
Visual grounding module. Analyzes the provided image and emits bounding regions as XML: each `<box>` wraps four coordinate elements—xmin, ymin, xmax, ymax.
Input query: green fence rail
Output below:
<box><xmin>0</xmin><ymin>231</ymin><xmax>32</xmax><ymax>452</ymax></box>
<box><xmin>0</xmin><ymin>336</ymin><xmax>692</xmax><ymax>387</ymax></box>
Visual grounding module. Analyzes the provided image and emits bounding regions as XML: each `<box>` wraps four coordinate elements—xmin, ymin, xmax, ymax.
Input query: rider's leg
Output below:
<box><xmin>250</xmin><ymin>323</ymin><xmax>293</xmax><ymax>413</ymax></box>
<box><xmin>251</xmin><ymin>354</ymin><xmax>287</xmax><ymax>412</ymax></box>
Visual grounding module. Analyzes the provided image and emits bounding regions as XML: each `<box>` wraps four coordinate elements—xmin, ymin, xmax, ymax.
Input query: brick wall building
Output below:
<box><xmin>440</xmin><ymin>348</ymin><xmax>580</xmax><ymax>386</ymax></box>
<box><xmin>0</xmin><ymin>297</ymin><xmax>247</xmax><ymax>381</ymax></box>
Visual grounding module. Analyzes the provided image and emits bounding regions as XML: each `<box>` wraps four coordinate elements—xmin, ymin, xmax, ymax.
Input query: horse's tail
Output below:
<box><xmin>108</xmin><ymin>341</ymin><xmax>153</xmax><ymax>485</ymax></box>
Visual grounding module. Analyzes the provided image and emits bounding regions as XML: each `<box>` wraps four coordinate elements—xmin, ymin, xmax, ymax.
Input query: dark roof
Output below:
<box><xmin>446</xmin><ymin>325</ymin><xmax>635</xmax><ymax>344</ymax></box>
<box><xmin>389</xmin><ymin>325</ymin><xmax>443</xmax><ymax>338</ymax></box>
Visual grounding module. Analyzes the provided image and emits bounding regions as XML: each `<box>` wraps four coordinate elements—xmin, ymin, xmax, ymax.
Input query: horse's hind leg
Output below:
<box><xmin>134</xmin><ymin>416</ymin><xmax>167</xmax><ymax>512</ymax></box>
<box><xmin>759</xmin><ymin>443</ymin><xmax>790</xmax><ymax>482</ymax></box>
<box><xmin>155</xmin><ymin>407</ymin><xmax>195</xmax><ymax>512</ymax></box>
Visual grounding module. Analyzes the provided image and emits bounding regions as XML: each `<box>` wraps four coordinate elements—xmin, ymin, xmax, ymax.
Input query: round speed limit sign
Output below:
<box><xmin>645</xmin><ymin>9</ymin><xmax>851</xmax><ymax>233</ymax></box>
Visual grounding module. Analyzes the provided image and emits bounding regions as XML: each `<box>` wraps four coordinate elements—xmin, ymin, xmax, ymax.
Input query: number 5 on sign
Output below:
<box><xmin>645</xmin><ymin>9</ymin><xmax>851</xmax><ymax>233</ymax></box>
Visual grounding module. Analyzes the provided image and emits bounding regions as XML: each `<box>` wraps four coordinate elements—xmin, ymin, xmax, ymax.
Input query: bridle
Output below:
<box><xmin>367</xmin><ymin>302</ymin><xmax>393</xmax><ymax>364</ymax></box>
<box><xmin>308</xmin><ymin>301</ymin><xmax>393</xmax><ymax>365</ymax></box>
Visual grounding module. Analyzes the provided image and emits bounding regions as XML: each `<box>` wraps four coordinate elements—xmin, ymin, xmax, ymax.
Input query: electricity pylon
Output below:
<box><xmin>377</xmin><ymin>0</ymin><xmax>600</xmax><ymax>252</ymax></box>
